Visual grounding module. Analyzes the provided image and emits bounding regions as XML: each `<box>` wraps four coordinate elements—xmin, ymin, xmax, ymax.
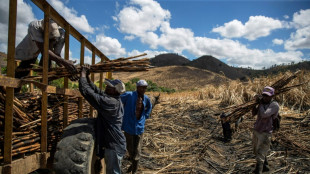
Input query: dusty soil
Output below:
<box><xmin>122</xmin><ymin>94</ymin><xmax>310</xmax><ymax>173</ymax></box>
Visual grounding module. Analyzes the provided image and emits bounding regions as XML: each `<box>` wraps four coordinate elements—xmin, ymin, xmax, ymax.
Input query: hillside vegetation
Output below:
<box><xmin>151</xmin><ymin>53</ymin><xmax>310</xmax><ymax>80</ymax></box>
<box><xmin>112</xmin><ymin>66</ymin><xmax>229</xmax><ymax>91</ymax></box>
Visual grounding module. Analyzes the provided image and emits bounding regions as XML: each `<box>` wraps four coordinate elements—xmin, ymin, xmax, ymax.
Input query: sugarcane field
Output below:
<box><xmin>1</xmin><ymin>67</ymin><xmax>310</xmax><ymax>174</ymax></box>
<box><xmin>1</xmin><ymin>0</ymin><xmax>310</xmax><ymax>174</ymax></box>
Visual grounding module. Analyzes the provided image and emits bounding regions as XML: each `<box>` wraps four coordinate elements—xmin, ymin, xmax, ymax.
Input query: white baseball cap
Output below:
<box><xmin>136</xmin><ymin>80</ymin><xmax>148</xmax><ymax>87</ymax></box>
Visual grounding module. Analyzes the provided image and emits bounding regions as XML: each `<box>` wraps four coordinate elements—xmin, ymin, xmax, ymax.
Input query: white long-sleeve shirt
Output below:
<box><xmin>254</xmin><ymin>101</ymin><xmax>279</xmax><ymax>133</ymax></box>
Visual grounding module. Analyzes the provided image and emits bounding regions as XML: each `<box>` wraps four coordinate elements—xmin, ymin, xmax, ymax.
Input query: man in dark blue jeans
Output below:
<box><xmin>79</xmin><ymin>64</ymin><xmax>126</xmax><ymax>174</ymax></box>
<box><xmin>121</xmin><ymin>80</ymin><xmax>152</xmax><ymax>173</ymax></box>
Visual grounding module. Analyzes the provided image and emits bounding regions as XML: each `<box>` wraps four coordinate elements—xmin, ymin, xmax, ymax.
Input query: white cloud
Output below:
<box><xmin>114</xmin><ymin>0</ymin><xmax>305</xmax><ymax>69</ymax></box>
<box><xmin>212</xmin><ymin>20</ymin><xmax>245</xmax><ymax>39</ymax></box>
<box><xmin>291</xmin><ymin>9</ymin><xmax>310</xmax><ymax>28</ymax></box>
<box><xmin>190</xmin><ymin>37</ymin><xmax>303</xmax><ymax>69</ymax></box>
<box><xmin>0</xmin><ymin>0</ymin><xmax>36</xmax><ymax>52</ymax></box>
<box><xmin>284</xmin><ymin>15</ymin><xmax>289</xmax><ymax>19</ymax></box>
<box><xmin>273</xmin><ymin>39</ymin><xmax>284</xmax><ymax>45</ymax></box>
<box><xmin>94</xmin><ymin>34</ymin><xmax>126</xmax><ymax>59</ymax></box>
<box><xmin>48</xmin><ymin>0</ymin><xmax>94</xmax><ymax>33</ymax></box>
<box><xmin>124</xmin><ymin>35</ymin><xmax>136</xmax><ymax>41</ymax></box>
<box><xmin>212</xmin><ymin>16</ymin><xmax>283</xmax><ymax>40</ymax></box>
<box><xmin>284</xmin><ymin>9</ymin><xmax>310</xmax><ymax>50</ymax></box>
<box><xmin>115</xmin><ymin>0</ymin><xmax>171</xmax><ymax>36</ymax></box>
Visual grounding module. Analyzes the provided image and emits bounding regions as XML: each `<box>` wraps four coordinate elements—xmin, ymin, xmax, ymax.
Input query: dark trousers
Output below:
<box><xmin>15</xmin><ymin>56</ymin><xmax>51</xmax><ymax>79</ymax></box>
<box><xmin>221</xmin><ymin>122</ymin><xmax>232</xmax><ymax>141</ymax></box>
<box><xmin>15</xmin><ymin>57</ymin><xmax>37</xmax><ymax>79</ymax></box>
<box><xmin>124</xmin><ymin>132</ymin><xmax>143</xmax><ymax>173</ymax></box>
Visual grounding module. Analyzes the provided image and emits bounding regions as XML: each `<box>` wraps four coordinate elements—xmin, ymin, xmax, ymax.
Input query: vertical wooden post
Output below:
<box><xmin>99</xmin><ymin>58</ymin><xmax>103</xmax><ymax>90</ymax></box>
<box><xmin>63</xmin><ymin>24</ymin><xmax>70</xmax><ymax>128</ymax></box>
<box><xmin>78</xmin><ymin>38</ymin><xmax>85</xmax><ymax>119</ymax></box>
<box><xmin>89</xmin><ymin>48</ymin><xmax>95</xmax><ymax>118</ymax></box>
<box><xmin>29</xmin><ymin>70</ymin><xmax>34</xmax><ymax>92</ymax></box>
<box><xmin>3</xmin><ymin>0</ymin><xmax>17</xmax><ymax>173</ymax></box>
<box><xmin>106</xmin><ymin>72</ymin><xmax>112</xmax><ymax>80</ymax></box>
<box><xmin>41</xmin><ymin>5</ymin><xmax>50</xmax><ymax>166</ymax></box>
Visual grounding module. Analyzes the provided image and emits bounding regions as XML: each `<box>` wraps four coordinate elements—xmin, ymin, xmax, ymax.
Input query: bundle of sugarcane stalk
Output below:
<box><xmin>17</xmin><ymin>53</ymin><xmax>151</xmax><ymax>81</ymax></box>
<box><xmin>0</xmin><ymin>92</ymin><xmax>90</xmax><ymax>160</ymax></box>
<box><xmin>221</xmin><ymin>70</ymin><xmax>308</xmax><ymax>123</ymax></box>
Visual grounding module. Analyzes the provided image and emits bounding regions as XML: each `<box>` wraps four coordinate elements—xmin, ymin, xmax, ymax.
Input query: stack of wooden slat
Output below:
<box><xmin>0</xmin><ymin>92</ymin><xmax>90</xmax><ymax>160</ymax></box>
<box><xmin>17</xmin><ymin>54</ymin><xmax>151</xmax><ymax>81</ymax></box>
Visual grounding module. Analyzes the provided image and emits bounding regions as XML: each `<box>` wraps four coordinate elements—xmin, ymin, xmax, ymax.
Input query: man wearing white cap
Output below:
<box><xmin>79</xmin><ymin>64</ymin><xmax>126</xmax><ymax>174</ymax></box>
<box><xmin>121</xmin><ymin>79</ymin><xmax>152</xmax><ymax>173</ymax></box>
<box><xmin>14</xmin><ymin>19</ymin><xmax>78</xmax><ymax>90</ymax></box>
<box><xmin>252</xmin><ymin>86</ymin><xmax>279</xmax><ymax>174</ymax></box>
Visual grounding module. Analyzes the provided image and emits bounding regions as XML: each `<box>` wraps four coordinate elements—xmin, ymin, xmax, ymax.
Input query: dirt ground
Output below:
<box><xmin>121</xmin><ymin>95</ymin><xmax>310</xmax><ymax>173</ymax></box>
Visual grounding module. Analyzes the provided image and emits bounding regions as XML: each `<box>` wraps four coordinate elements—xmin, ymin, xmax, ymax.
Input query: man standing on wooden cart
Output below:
<box><xmin>14</xmin><ymin>19</ymin><xmax>78</xmax><ymax>92</ymax></box>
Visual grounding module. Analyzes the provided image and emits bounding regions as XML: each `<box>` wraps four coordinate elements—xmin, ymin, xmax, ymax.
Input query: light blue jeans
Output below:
<box><xmin>104</xmin><ymin>148</ymin><xmax>123</xmax><ymax>174</ymax></box>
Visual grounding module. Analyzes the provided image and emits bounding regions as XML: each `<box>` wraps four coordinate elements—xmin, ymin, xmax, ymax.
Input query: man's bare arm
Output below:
<box><xmin>36</xmin><ymin>41</ymin><xmax>79</xmax><ymax>81</ymax></box>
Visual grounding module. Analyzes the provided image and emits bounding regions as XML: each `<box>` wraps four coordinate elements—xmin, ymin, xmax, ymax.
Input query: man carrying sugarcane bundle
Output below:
<box><xmin>121</xmin><ymin>80</ymin><xmax>152</xmax><ymax>173</ymax></box>
<box><xmin>14</xmin><ymin>19</ymin><xmax>78</xmax><ymax>92</ymax></box>
<box><xmin>252</xmin><ymin>86</ymin><xmax>279</xmax><ymax>174</ymax></box>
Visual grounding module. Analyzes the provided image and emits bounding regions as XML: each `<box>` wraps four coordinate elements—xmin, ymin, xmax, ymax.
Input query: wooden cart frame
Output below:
<box><xmin>0</xmin><ymin>0</ymin><xmax>112</xmax><ymax>173</ymax></box>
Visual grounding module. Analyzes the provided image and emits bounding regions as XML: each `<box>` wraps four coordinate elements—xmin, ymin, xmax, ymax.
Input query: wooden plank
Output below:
<box><xmin>99</xmin><ymin>59</ymin><xmax>104</xmax><ymax>90</ymax></box>
<box><xmin>41</xmin><ymin>6</ymin><xmax>49</xmax><ymax>158</ymax></box>
<box><xmin>46</xmin><ymin>86</ymin><xmax>82</xmax><ymax>97</ymax></box>
<box><xmin>0</xmin><ymin>153</ymin><xmax>50</xmax><ymax>174</ymax></box>
<box><xmin>106</xmin><ymin>72</ymin><xmax>112</xmax><ymax>80</ymax></box>
<box><xmin>0</xmin><ymin>75</ymin><xmax>20</xmax><ymax>88</ymax></box>
<box><xmin>63</xmin><ymin>24</ymin><xmax>70</xmax><ymax>128</ymax></box>
<box><xmin>78</xmin><ymin>38</ymin><xmax>85</xmax><ymax>119</ymax></box>
<box><xmin>0</xmin><ymin>76</ymin><xmax>81</xmax><ymax>96</ymax></box>
<box><xmin>99</xmin><ymin>72</ymin><xmax>103</xmax><ymax>90</ymax></box>
<box><xmin>3</xmin><ymin>1</ymin><xmax>17</xmax><ymax>173</ymax></box>
<box><xmin>29</xmin><ymin>70</ymin><xmax>34</xmax><ymax>92</ymax></box>
<box><xmin>89</xmin><ymin>48</ymin><xmax>96</xmax><ymax>118</ymax></box>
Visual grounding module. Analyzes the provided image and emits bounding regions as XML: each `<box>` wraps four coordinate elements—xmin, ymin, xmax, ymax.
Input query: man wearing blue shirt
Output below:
<box><xmin>121</xmin><ymin>80</ymin><xmax>152</xmax><ymax>173</ymax></box>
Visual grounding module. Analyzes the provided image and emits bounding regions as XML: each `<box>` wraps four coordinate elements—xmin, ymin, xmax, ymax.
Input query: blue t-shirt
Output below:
<box><xmin>121</xmin><ymin>91</ymin><xmax>152</xmax><ymax>135</ymax></box>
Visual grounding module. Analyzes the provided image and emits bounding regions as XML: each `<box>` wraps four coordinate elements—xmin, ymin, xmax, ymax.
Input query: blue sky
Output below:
<box><xmin>1</xmin><ymin>0</ymin><xmax>310</xmax><ymax>69</ymax></box>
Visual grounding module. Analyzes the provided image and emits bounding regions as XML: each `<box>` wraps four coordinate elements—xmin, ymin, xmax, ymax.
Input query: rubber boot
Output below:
<box><xmin>263</xmin><ymin>158</ymin><xmax>270</xmax><ymax>172</ymax></box>
<box><xmin>253</xmin><ymin>162</ymin><xmax>263</xmax><ymax>174</ymax></box>
<box><xmin>126</xmin><ymin>165</ymin><xmax>132</xmax><ymax>173</ymax></box>
<box><xmin>94</xmin><ymin>158</ymin><xmax>103</xmax><ymax>174</ymax></box>
<box><xmin>131</xmin><ymin>160</ymin><xmax>139</xmax><ymax>174</ymax></box>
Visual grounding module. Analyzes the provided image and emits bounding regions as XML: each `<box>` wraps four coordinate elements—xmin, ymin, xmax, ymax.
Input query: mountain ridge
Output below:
<box><xmin>150</xmin><ymin>53</ymin><xmax>310</xmax><ymax>80</ymax></box>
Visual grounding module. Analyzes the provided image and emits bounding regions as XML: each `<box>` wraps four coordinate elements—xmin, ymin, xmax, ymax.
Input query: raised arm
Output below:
<box><xmin>35</xmin><ymin>41</ymin><xmax>78</xmax><ymax>81</ymax></box>
<box><xmin>79</xmin><ymin>65</ymin><xmax>104</xmax><ymax>111</ymax></box>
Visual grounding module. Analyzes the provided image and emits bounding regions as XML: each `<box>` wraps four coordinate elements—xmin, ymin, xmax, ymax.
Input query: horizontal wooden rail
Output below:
<box><xmin>0</xmin><ymin>76</ymin><xmax>82</xmax><ymax>97</ymax></box>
